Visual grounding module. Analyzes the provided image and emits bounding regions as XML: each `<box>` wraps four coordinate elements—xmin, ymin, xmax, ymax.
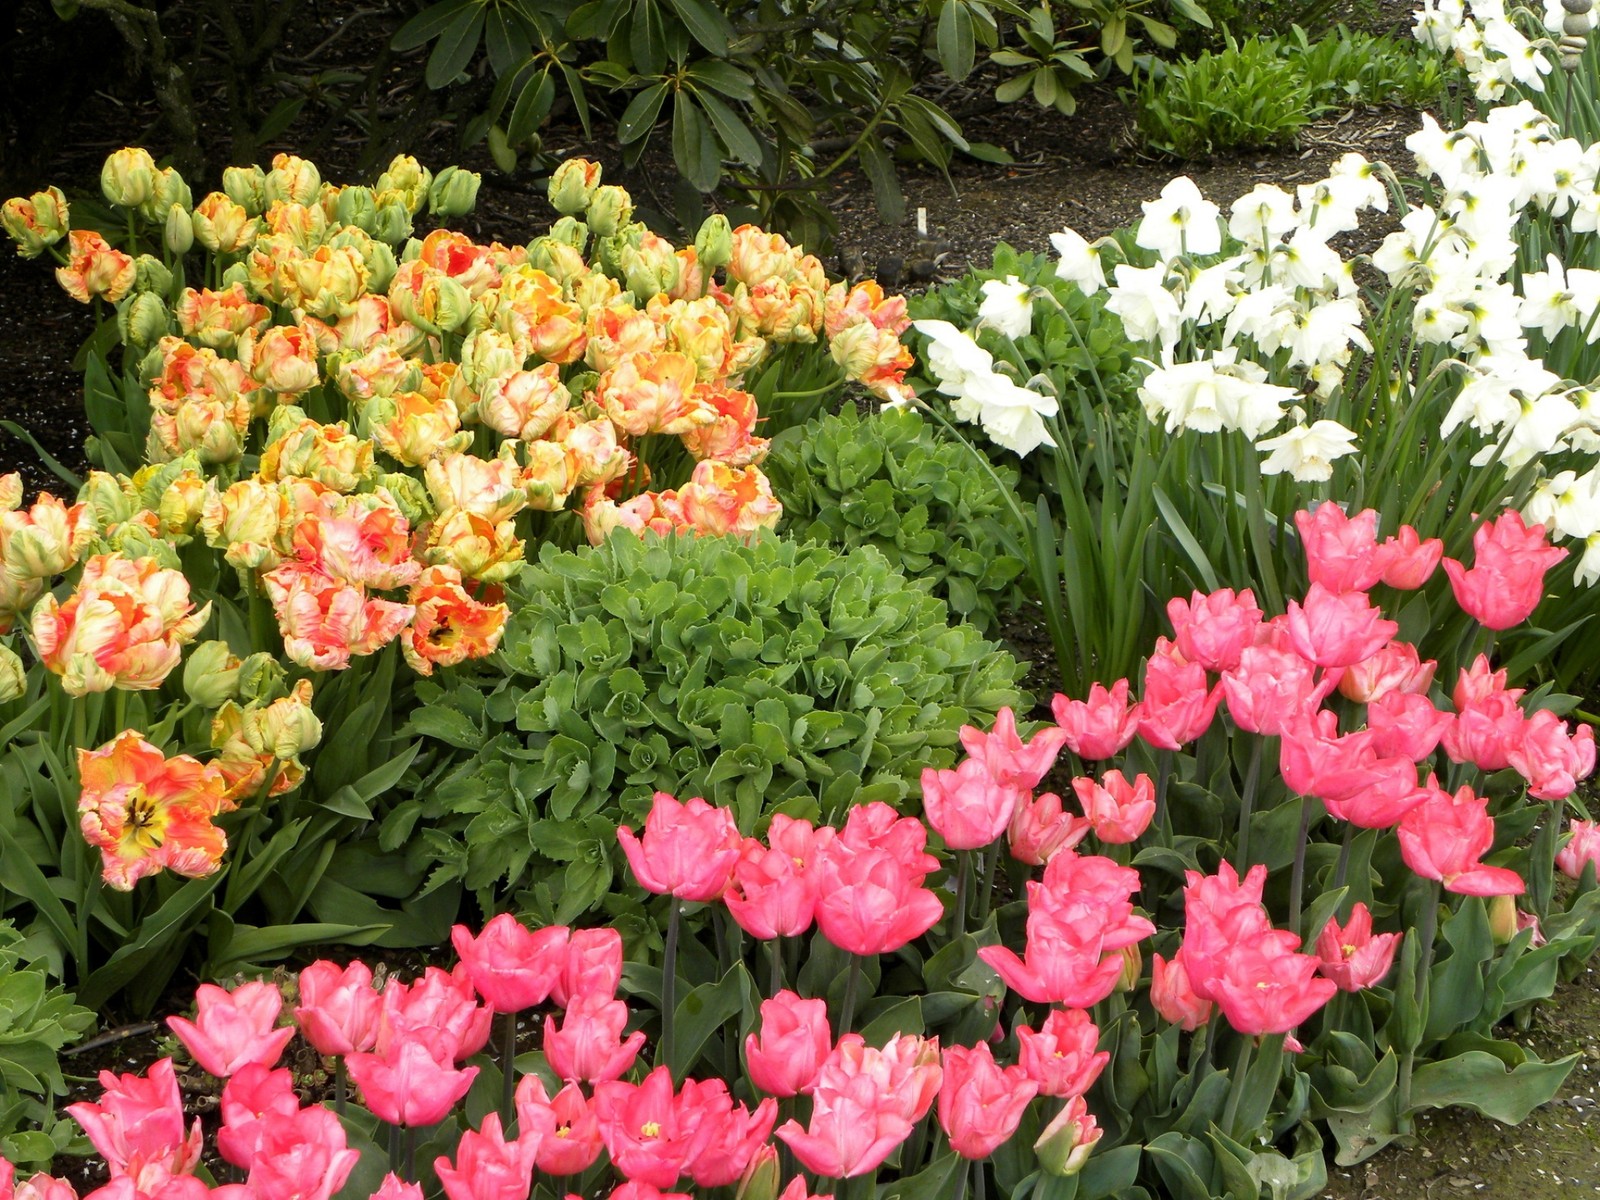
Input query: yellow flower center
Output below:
<box><xmin>121</xmin><ymin>787</ymin><xmax>166</xmax><ymax>853</ymax></box>
<box><xmin>640</xmin><ymin>1121</ymin><xmax>662</xmax><ymax>1139</ymax></box>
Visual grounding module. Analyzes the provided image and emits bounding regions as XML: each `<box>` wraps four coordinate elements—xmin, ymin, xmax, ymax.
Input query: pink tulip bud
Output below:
<box><xmin>1150</xmin><ymin>952</ymin><xmax>1212</xmax><ymax>1031</ymax></box>
<box><xmin>216</xmin><ymin>1063</ymin><xmax>300</xmax><ymax>1169</ymax></box>
<box><xmin>1441</xmin><ymin>511</ymin><xmax>1568</xmax><ymax>630</ymax></box>
<box><xmin>294</xmin><ymin>960</ymin><xmax>380</xmax><ymax>1057</ymax></box>
<box><xmin>1072</xmin><ymin>770</ymin><xmax>1155</xmax><ymax>844</ymax></box>
<box><xmin>551</xmin><ymin>926</ymin><xmax>624</xmax><ymax>1008</ymax></box>
<box><xmin>744</xmin><ymin>991</ymin><xmax>831</xmax><ymax>1098</ymax></box>
<box><xmin>1378</xmin><ymin>525</ymin><xmax>1442</xmax><ymax>589</ymax></box>
<box><xmin>1006</xmin><ymin>791</ymin><xmax>1090</xmax><ymax>866</ymax></box>
<box><xmin>618</xmin><ymin>792</ymin><xmax>742</xmax><ymax>902</ymax></box>
<box><xmin>1033</xmin><ymin>1095</ymin><xmax>1101</xmax><ymax>1177</ymax></box>
<box><xmin>345</xmin><ymin>1034</ymin><xmax>479</xmax><ymax>1128</ymax></box>
<box><xmin>1014</xmin><ymin>1008</ymin><xmax>1108</xmax><ymax>1098</ymax></box>
<box><xmin>1052</xmin><ymin>680</ymin><xmax>1142</xmax><ymax>760</ymax></box>
<box><xmin>921</xmin><ymin>758</ymin><xmax>1024</xmax><ymax>850</ymax></box>
<box><xmin>958</xmin><ymin>707</ymin><xmax>1067</xmax><ymax>790</ymax></box>
<box><xmin>1137</xmin><ymin>638</ymin><xmax>1223</xmax><ymax>749</ymax></box>
<box><xmin>1557</xmin><ymin>819</ymin><xmax>1600</xmax><ymax>881</ymax></box>
<box><xmin>1295</xmin><ymin>502</ymin><xmax>1388</xmax><ymax>593</ymax></box>
<box><xmin>543</xmin><ymin>992</ymin><xmax>648</xmax><ymax>1084</ymax></box>
<box><xmin>937</xmin><ymin>1043</ymin><xmax>1038</xmax><ymax>1160</ymax></box>
<box><xmin>1165</xmin><ymin>589</ymin><xmax>1262</xmax><ymax>673</ymax></box>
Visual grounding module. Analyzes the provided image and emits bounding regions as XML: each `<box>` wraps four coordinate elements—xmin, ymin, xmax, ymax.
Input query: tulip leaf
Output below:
<box><xmin>669</xmin><ymin>962</ymin><xmax>748</xmax><ymax>1080</ymax></box>
<box><xmin>879</xmin><ymin>1147</ymin><xmax>964</xmax><ymax>1200</ymax></box>
<box><xmin>1077</xmin><ymin>1143</ymin><xmax>1143</xmax><ymax>1200</ymax></box>
<box><xmin>860</xmin><ymin>995</ymin><xmax>922</xmax><ymax>1044</ymax></box>
<box><xmin>1146</xmin><ymin>1131</ymin><xmax>1215</xmax><ymax>1200</ymax></box>
<box><xmin>1408</xmin><ymin>1049</ymin><xmax>1576</xmax><ymax>1124</ymax></box>
<box><xmin>1425</xmin><ymin>897</ymin><xmax>1492</xmax><ymax>1042</ymax></box>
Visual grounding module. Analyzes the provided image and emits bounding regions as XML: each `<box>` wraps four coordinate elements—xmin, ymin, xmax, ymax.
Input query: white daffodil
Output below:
<box><xmin>962</xmin><ymin>370</ymin><xmax>1059</xmax><ymax>457</ymax></box>
<box><xmin>1227</xmin><ymin>184</ymin><xmax>1297</xmax><ymax>250</ymax></box>
<box><xmin>1284</xmin><ymin>297</ymin><xmax>1372</xmax><ymax>370</ymax></box>
<box><xmin>1050</xmin><ymin>229</ymin><xmax>1106</xmax><ymax>294</ymax></box>
<box><xmin>1105</xmin><ymin>263</ymin><xmax>1183</xmax><ymax>346</ymax></box>
<box><xmin>977</xmin><ymin>276</ymin><xmax>1034</xmax><ymax>339</ymax></box>
<box><xmin>1135</xmin><ymin>177</ymin><xmax>1222</xmax><ymax>262</ymax></box>
<box><xmin>913</xmin><ymin>319</ymin><xmax>994</xmax><ymax>400</ymax></box>
<box><xmin>1257</xmin><ymin>418</ymin><xmax>1359</xmax><ymax>482</ymax></box>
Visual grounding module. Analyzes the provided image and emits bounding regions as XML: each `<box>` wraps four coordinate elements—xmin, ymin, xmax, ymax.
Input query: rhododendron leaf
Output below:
<box><xmin>1408</xmin><ymin>1049</ymin><xmax>1576</xmax><ymax>1125</ymax></box>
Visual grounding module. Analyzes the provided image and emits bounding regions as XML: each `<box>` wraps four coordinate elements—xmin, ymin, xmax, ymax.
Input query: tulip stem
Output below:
<box><xmin>334</xmin><ymin>1058</ymin><xmax>346</xmax><ymax>1117</ymax></box>
<box><xmin>660</xmin><ymin>900</ymin><xmax>681</xmax><ymax>1078</ymax></box>
<box><xmin>501</xmin><ymin>1009</ymin><xmax>518</xmax><ymax>1132</ymax></box>
<box><xmin>1398</xmin><ymin>879</ymin><xmax>1441</xmax><ymax>1132</ymax></box>
<box><xmin>1221</xmin><ymin>1036</ymin><xmax>1255</xmax><ymax>1140</ymax></box>
<box><xmin>1236</xmin><ymin>740</ymin><xmax>1263</xmax><ymax>869</ymax></box>
<box><xmin>975</xmin><ymin>1160</ymin><xmax>987</xmax><ymax>1200</ymax></box>
<box><xmin>769</xmin><ymin>938</ymin><xmax>784</xmax><ymax>997</ymax></box>
<box><xmin>1530</xmin><ymin>804</ymin><xmax>1556</xmax><ymax>922</ymax></box>
<box><xmin>405</xmin><ymin>1125</ymin><xmax>417</xmax><ymax>1180</ymax></box>
<box><xmin>977</xmin><ymin>844</ymin><xmax>1000</xmax><ymax>926</ymax></box>
<box><xmin>953</xmin><ymin>851</ymin><xmax>970</xmax><ymax>939</ymax></box>
<box><xmin>1289</xmin><ymin>796</ymin><xmax>1314</xmax><ymax>941</ymax></box>
<box><xmin>386</xmin><ymin>1122</ymin><xmax>401</xmax><ymax>1174</ymax></box>
<box><xmin>839</xmin><ymin>954</ymin><xmax>863</xmax><ymax>1035</ymax></box>
<box><xmin>1333</xmin><ymin>823</ymin><xmax>1354</xmax><ymax>898</ymax></box>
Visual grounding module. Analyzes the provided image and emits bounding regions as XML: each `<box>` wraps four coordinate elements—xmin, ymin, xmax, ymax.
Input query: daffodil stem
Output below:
<box><xmin>501</xmin><ymin>1010</ymin><xmax>518</xmax><ymax>1131</ymax></box>
<box><xmin>839</xmin><ymin>954</ymin><xmax>863</xmax><ymax>1035</ymax></box>
<box><xmin>660</xmin><ymin>900</ymin><xmax>681</xmax><ymax>1078</ymax></box>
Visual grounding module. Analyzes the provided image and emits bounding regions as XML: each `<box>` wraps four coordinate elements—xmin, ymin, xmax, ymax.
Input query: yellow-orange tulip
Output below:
<box><xmin>402</xmin><ymin>564</ymin><xmax>509</xmax><ymax>675</ymax></box>
<box><xmin>55</xmin><ymin>230</ymin><xmax>135</xmax><ymax>304</ymax></box>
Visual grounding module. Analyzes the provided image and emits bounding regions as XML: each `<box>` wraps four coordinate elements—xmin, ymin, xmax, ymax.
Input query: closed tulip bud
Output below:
<box><xmin>163</xmin><ymin>203</ymin><xmax>195</xmax><ymax>254</ymax></box>
<box><xmin>1117</xmin><ymin>942</ymin><xmax>1142</xmax><ymax>993</ymax></box>
<box><xmin>221</xmin><ymin>260</ymin><xmax>250</xmax><ymax>289</ymax></box>
<box><xmin>337</xmin><ymin>185</ymin><xmax>379</xmax><ymax>232</ymax></box>
<box><xmin>549</xmin><ymin>215</ymin><xmax>589</xmax><ymax>249</ymax></box>
<box><xmin>183</xmin><ymin>640</ymin><xmax>242</xmax><ymax>708</ymax></box>
<box><xmin>2</xmin><ymin>187</ymin><xmax>70</xmax><ymax>257</ymax></box>
<box><xmin>428</xmin><ymin>165</ymin><xmax>481</xmax><ymax>217</ymax></box>
<box><xmin>134</xmin><ymin>254</ymin><xmax>173</xmax><ymax>296</ymax></box>
<box><xmin>527</xmin><ymin>236</ymin><xmax>586</xmax><ymax>284</ymax></box>
<box><xmin>0</xmin><ymin>641</ymin><xmax>24</xmax><ymax>702</ymax></box>
<box><xmin>377</xmin><ymin>154</ymin><xmax>432</xmax><ymax>213</ymax></box>
<box><xmin>376</xmin><ymin>472</ymin><xmax>432</xmax><ymax>525</ymax></box>
<box><xmin>372</xmin><ymin>198</ymin><xmax>414</xmax><ymax>244</ymax></box>
<box><xmin>101</xmin><ymin>147</ymin><xmax>159</xmax><ymax>208</ymax></box>
<box><xmin>585</xmin><ymin>184</ymin><xmax>633</xmax><ymax>238</ymax></box>
<box><xmin>0</xmin><ymin>473</ymin><xmax>20</xmax><ymax>512</ymax></box>
<box><xmin>221</xmin><ymin>165</ymin><xmax>267</xmax><ymax>216</ymax></box>
<box><xmin>1488</xmin><ymin>893</ymin><xmax>1519</xmax><ymax>946</ymax></box>
<box><xmin>695</xmin><ymin>213</ymin><xmax>733</xmax><ymax>272</ymax></box>
<box><xmin>548</xmin><ymin>157</ymin><xmax>602</xmax><ymax>214</ymax></box>
<box><xmin>79</xmin><ymin>470</ymin><xmax>139</xmax><ymax>528</ymax></box>
<box><xmin>151</xmin><ymin>166</ymin><xmax>192</xmax><ymax>215</ymax></box>
<box><xmin>736</xmin><ymin>1145</ymin><xmax>781</xmax><ymax>1200</ymax></box>
<box><xmin>257</xmin><ymin>677</ymin><xmax>322</xmax><ymax>760</ymax></box>
<box><xmin>1034</xmin><ymin>1096</ymin><xmax>1101</xmax><ymax>1177</ymax></box>
<box><xmin>118</xmin><ymin>292</ymin><xmax>170</xmax><ymax>347</ymax></box>
<box><xmin>236</xmin><ymin>652</ymin><xmax>286</xmax><ymax>703</ymax></box>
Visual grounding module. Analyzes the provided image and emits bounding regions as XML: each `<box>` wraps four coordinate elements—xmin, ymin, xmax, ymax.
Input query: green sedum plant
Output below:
<box><xmin>401</xmin><ymin>531</ymin><xmax>1028</xmax><ymax>923</ymax></box>
<box><xmin>0</xmin><ymin>921</ymin><xmax>94</xmax><ymax>1173</ymax></box>
<box><xmin>765</xmin><ymin>405</ymin><xmax>1028</xmax><ymax>635</ymax></box>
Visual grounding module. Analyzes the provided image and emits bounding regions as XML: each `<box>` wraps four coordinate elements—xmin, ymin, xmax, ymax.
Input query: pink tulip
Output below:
<box><xmin>777</xmin><ymin>1177</ymin><xmax>835</xmax><ymax>1200</ymax></box>
<box><xmin>234</xmin><ymin>1105</ymin><xmax>359</xmax><ymax>1200</ymax></box>
<box><xmin>1398</xmin><ymin>779</ymin><xmax>1525</xmax><ymax>896</ymax></box>
<box><xmin>1367</xmin><ymin>691</ymin><xmax>1452</xmax><ymax>762</ymax></box>
<box><xmin>1014</xmin><ymin>1008</ymin><xmax>1108</xmax><ymax>1098</ymax></box>
<box><xmin>1137</xmin><ymin>638</ymin><xmax>1223</xmax><ymax>749</ymax></box>
<box><xmin>1442</xmin><ymin>511</ymin><xmax>1568</xmax><ymax>630</ymax></box>
<box><xmin>1209</xmin><ymin>942</ymin><xmax>1336</xmax><ymax>1035</ymax></box>
<box><xmin>434</xmin><ymin>1113</ymin><xmax>537</xmax><ymax>1200</ymax></box>
<box><xmin>774</xmin><ymin>1073</ymin><xmax>914</xmax><ymax>1179</ymax></box>
<box><xmin>811</xmin><ymin>810</ymin><xmax>943</xmax><ymax>957</ymax></box>
<box><xmin>958</xmin><ymin>707</ymin><xmax>1067</xmax><ymax>790</ymax></box>
<box><xmin>1285</xmin><ymin>583</ymin><xmax>1398</xmax><ymax>669</ymax></box>
<box><xmin>1220</xmin><ymin>643</ymin><xmax>1332</xmax><ymax>735</ymax></box>
<box><xmin>1556</xmin><ymin>819</ymin><xmax>1600</xmax><ymax>880</ymax></box>
<box><xmin>1150</xmin><ymin>952</ymin><xmax>1212</xmax><ymax>1031</ymax></box>
<box><xmin>1295</xmin><ymin>502</ymin><xmax>1388</xmax><ymax>593</ymax></box>
<box><xmin>65</xmin><ymin>1059</ymin><xmax>203</xmax><ymax>1179</ymax></box>
<box><xmin>1315</xmin><ymin>903</ymin><xmax>1401</xmax><ymax>992</ymax></box>
<box><xmin>1506</xmin><ymin>710</ymin><xmax>1595</xmax><ymax>801</ymax></box>
<box><xmin>369</xmin><ymin>1174</ymin><xmax>424</xmax><ymax>1200</ymax></box>
<box><xmin>216</xmin><ymin>1064</ymin><xmax>300</xmax><ymax>1168</ymax></box>
<box><xmin>515</xmin><ymin>1077</ymin><xmax>603</xmax><ymax>1175</ymax></box>
<box><xmin>1166</xmin><ymin>589</ymin><xmax>1262</xmax><ymax>673</ymax></box>
<box><xmin>594</xmin><ymin>1067</ymin><xmax>714</xmax><ymax>1190</ymax></box>
<box><xmin>744</xmin><ymin>991</ymin><xmax>832</xmax><ymax>1098</ymax></box>
<box><xmin>1176</xmin><ymin>863</ymin><xmax>1282</xmax><ymax>1002</ymax></box>
<box><xmin>83</xmin><ymin>1168</ymin><xmax>209</xmax><ymax>1200</ymax></box>
<box><xmin>1336</xmin><ymin>641</ymin><xmax>1435</xmax><ymax>704</ymax></box>
<box><xmin>921</xmin><ymin>758</ymin><xmax>1024</xmax><ymax>850</ymax></box>
<box><xmin>1318</xmin><ymin>754</ymin><xmax>1425</xmax><ymax>829</ymax></box>
<box><xmin>14</xmin><ymin>1174</ymin><xmax>76</xmax><ymax>1200</ymax></box>
<box><xmin>722</xmin><ymin>816</ymin><xmax>821</xmax><ymax>940</ymax></box>
<box><xmin>293</xmin><ymin>960</ymin><xmax>380</xmax><ymax>1057</ymax></box>
<box><xmin>1006</xmin><ymin>791</ymin><xmax>1091</xmax><ymax>866</ymax></box>
<box><xmin>828</xmin><ymin>802</ymin><xmax>937</xmax><ymax>868</ymax></box>
<box><xmin>166</xmin><ymin>982</ymin><xmax>295</xmax><ymax>1078</ymax></box>
<box><xmin>937</xmin><ymin>1043</ymin><xmax>1039</xmax><ymax>1159</ymax></box>
<box><xmin>618</xmin><ymin>791</ymin><xmax>743</xmax><ymax>902</ymax></box>
<box><xmin>1379</xmin><ymin>525</ymin><xmax>1443</xmax><ymax>589</ymax></box>
<box><xmin>345</xmin><ymin>1034</ymin><xmax>479</xmax><ymax>1127</ymax></box>
<box><xmin>601</xmin><ymin>1185</ymin><xmax>692</xmax><ymax>1200</ymax></box>
<box><xmin>376</xmin><ymin>966</ymin><xmax>493</xmax><ymax>1061</ymax></box>
<box><xmin>1453</xmin><ymin>655</ymin><xmax>1523</xmax><ymax>710</ymax></box>
<box><xmin>550</xmin><ymin>927</ymin><xmax>624</xmax><ymax>1008</ymax></box>
<box><xmin>679</xmin><ymin>1080</ymin><xmax>777</xmax><ymax>1188</ymax></box>
<box><xmin>1441</xmin><ymin>695</ymin><xmax>1526</xmax><ymax>773</ymax></box>
<box><xmin>1052</xmin><ymin>680</ymin><xmax>1142</xmax><ymax>760</ymax></box>
<box><xmin>1072</xmin><ymin>770</ymin><xmax>1155</xmax><ymax>844</ymax></box>
<box><xmin>816</xmin><ymin>1032</ymin><xmax>943</xmax><ymax>1125</ymax></box>
<box><xmin>451</xmin><ymin>914</ymin><xmax>569</xmax><ymax>1013</ymax></box>
<box><xmin>543</xmin><ymin>992</ymin><xmax>647</xmax><ymax>1083</ymax></box>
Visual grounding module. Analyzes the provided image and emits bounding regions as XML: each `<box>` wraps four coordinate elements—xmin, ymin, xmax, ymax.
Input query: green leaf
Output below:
<box><xmin>694</xmin><ymin>88</ymin><xmax>761</xmax><ymax>167</ymax></box>
<box><xmin>618</xmin><ymin>82</ymin><xmax>669</xmax><ymax>143</ymax></box>
<box><xmin>1167</xmin><ymin>0</ymin><xmax>1214</xmax><ymax>28</ymax></box>
<box><xmin>857</xmin><ymin>137</ymin><xmax>906</xmax><ymax>226</ymax></box>
<box><xmin>508</xmin><ymin>69</ymin><xmax>556</xmax><ymax>145</ymax></box>
<box><xmin>407</xmin><ymin>705</ymin><xmax>483</xmax><ymax>750</ymax></box>
<box><xmin>671</xmin><ymin>93</ymin><xmax>722</xmax><ymax>192</ymax></box>
<box><xmin>937</xmin><ymin>1</ymin><xmax>977</xmax><ymax>82</ymax></box>
<box><xmin>879</xmin><ymin>1148</ymin><xmax>965</xmax><ymax>1200</ymax></box>
<box><xmin>392</xmin><ymin>0</ymin><xmax>477</xmax><ymax>51</ymax></box>
<box><xmin>1409</xmin><ymin>1050</ymin><xmax>1576</xmax><ymax>1124</ymax></box>
<box><xmin>665</xmin><ymin>0</ymin><xmax>732</xmax><ymax>56</ymax></box>
<box><xmin>669</xmin><ymin>962</ymin><xmax>748</xmax><ymax>1080</ymax></box>
<box><xmin>212</xmin><ymin>922</ymin><xmax>390</xmax><ymax>970</ymax></box>
<box><xmin>425</xmin><ymin>7</ymin><xmax>487</xmax><ymax>88</ymax></box>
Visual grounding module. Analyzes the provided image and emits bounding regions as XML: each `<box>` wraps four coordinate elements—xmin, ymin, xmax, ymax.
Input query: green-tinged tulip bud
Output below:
<box><xmin>236</xmin><ymin>653</ymin><xmax>286</xmax><ymax>703</ymax></box>
<box><xmin>117</xmin><ymin>292</ymin><xmax>170</xmax><ymax>348</ymax></box>
<box><xmin>585</xmin><ymin>184</ymin><xmax>633</xmax><ymax>238</ymax></box>
<box><xmin>734</xmin><ymin>1145</ymin><xmax>779</xmax><ymax>1200</ymax></box>
<box><xmin>336</xmin><ymin>185</ymin><xmax>379</xmax><ymax>233</ymax></box>
<box><xmin>695</xmin><ymin>213</ymin><xmax>733</xmax><ymax>272</ymax></box>
<box><xmin>526</xmin><ymin>236</ymin><xmax>586</xmax><ymax>285</ymax></box>
<box><xmin>1</xmin><ymin>187</ymin><xmax>70</xmax><ymax>257</ymax></box>
<box><xmin>1118</xmin><ymin>942</ymin><xmax>1142</xmax><ymax>993</ymax></box>
<box><xmin>1034</xmin><ymin>1097</ymin><xmax>1101</xmax><ymax>1177</ymax></box>
<box><xmin>548</xmin><ymin>157</ymin><xmax>602</xmax><ymax>215</ymax></box>
<box><xmin>134</xmin><ymin>254</ymin><xmax>172</xmax><ymax>296</ymax></box>
<box><xmin>1488</xmin><ymin>893</ymin><xmax>1519</xmax><ymax>946</ymax></box>
<box><xmin>374</xmin><ymin>472</ymin><xmax>431</xmax><ymax>525</ymax></box>
<box><xmin>428</xmin><ymin>165</ymin><xmax>481</xmax><ymax>217</ymax></box>
<box><xmin>399</xmin><ymin>237</ymin><xmax>422</xmax><ymax>264</ymax></box>
<box><xmin>433</xmin><ymin>275</ymin><xmax>476</xmax><ymax>334</ymax></box>
<box><xmin>221</xmin><ymin>261</ymin><xmax>250</xmax><ymax>289</ymax></box>
<box><xmin>131</xmin><ymin>453</ymin><xmax>197</xmax><ymax>511</ymax></box>
<box><xmin>142</xmin><ymin>166</ymin><xmax>191</xmax><ymax>222</ymax></box>
<box><xmin>265</xmin><ymin>154</ymin><xmax>322</xmax><ymax>207</ymax></box>
<box><xmin>105</xmin><ymin>521</ymin><xmax>181</xmax><ymax>567</ymax></box>
<box><xmin>620</xmin><ymin>233</ymin><xmax>680</xmax><ymax>300</ymax></box>
<box><xmin>222</xmin><ymin>164</ymin><xmax>268</xmax><ymax>217</ymax></box>
<box><xmin>0</xmin><ymin>474</ymin><xmax>20</xmax><ymax>513</ymax></box>
<box><xmin>183</xmin><ymin>640</ymin><xmax>242</xmax><ymax>708</ymax></box>
<box><xmin>376</xmin><ymin>154</ymin><xmax>432</xmax><ymax>214</ymax></box>
<box><xmin>549</xmin><ymin>215</ymin><xmax>588</xmax><ymax>250</ymax></box>
<box><xmin>364</xmin><ymin>239</ymin><xmax>398</xmax><ymax>293</ymax></box>
<box><xmin>0</xmin><ymin>642</ymin><xmax>24</xmax><ymax>703</ymax></box>
<box><xmin>163</xmin><ymin>203</ymin><xmax>194</xmax><ymax>254</ymax></box>
<box><xmin>78</xmin><ymin>470</ymin><xmax>139</xmax><ymax>529</ymax></box>
<box><xmin>371</xmin><ymin>199</ymin><xmax>413</xmax><ymax>245</ymax></box>
<box><xmin>257</xmin><ymin>679</ymin><xmax>322</xmax><ymax>759</ymax></box>
<box><xmin>101</xmin><ymin>147</ymin><xmax>159</xmax><ymax>208</ymax></box>
<box><xmin>266</xmin><ymin>403</ymin><xmax>309</xmax><ymax>445</ymax></box>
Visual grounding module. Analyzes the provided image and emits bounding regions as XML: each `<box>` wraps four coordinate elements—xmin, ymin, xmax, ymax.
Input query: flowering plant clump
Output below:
<box><xmin>0</xmin><ymin>148</ymin><xmax>913</xmax><ymax>1010</ymax></box>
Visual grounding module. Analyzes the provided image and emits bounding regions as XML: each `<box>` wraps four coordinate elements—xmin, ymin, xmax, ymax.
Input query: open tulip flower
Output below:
<box><xmin>618</xmin><ymin>791</ymin><xmax>743</xmax><ymax>902</ymax></box>
<box><xmin>166</xmin><ymin>981</ymin><xmax>295</xmax><ymax>1078</ymax></box>
<box><xmin>450</xmin><ymin>913</ymin><xmax>568</xmax><ymax>1013</ymax></box>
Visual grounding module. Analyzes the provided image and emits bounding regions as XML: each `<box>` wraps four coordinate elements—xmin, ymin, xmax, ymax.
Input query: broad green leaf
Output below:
<box><xmin>937</xmin><ymin>1</ymin><xmax>977</xmax><ymax>82</ymax></box>
<box><xmin>618</xmin><ymin>82</ymin><xmax>669</xmax><ymax>143</ymax></box>
<box><xmin>392</xmin><ymin>0</ymin><xmax>476</xmax><ymax>51</ymax></box>
<box><xmin>425</xmin><ymin>7</ymin><xmax>487</xmax><ymax>88</ymax></box>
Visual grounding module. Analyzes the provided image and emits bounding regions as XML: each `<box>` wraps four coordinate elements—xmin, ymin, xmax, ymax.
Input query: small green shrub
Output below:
<box><xmin>1290</xmin><ymin>25</ymin><xmax>1450</xmax><ymax>111</ymax></box>
<box><xmin>0</xmin><ymin>922</ymin><xmax>94</xmax><ymax>1172</ymax></box>
<box><xmin>765</xmin><ymin>405</ymin><xmax>1028</xmax><ymax>635</ymax></box>
<box><xmin>401</xmin><ymin>532</ymin><xmax>1028</xmax><ymax>922</ymax></box>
